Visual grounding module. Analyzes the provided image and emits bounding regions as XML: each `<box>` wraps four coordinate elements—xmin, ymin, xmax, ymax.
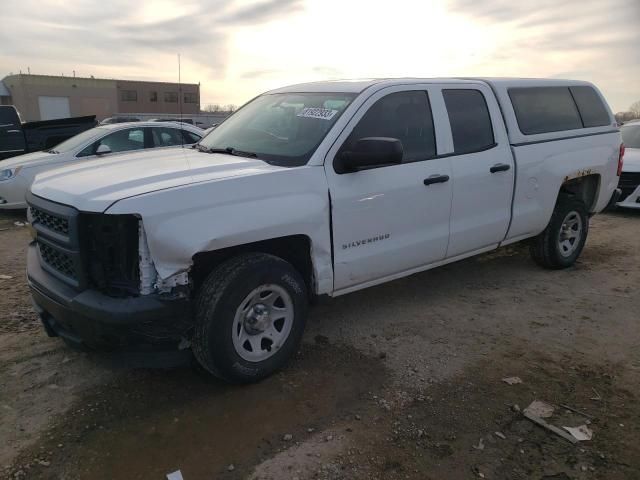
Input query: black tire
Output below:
<box><xmin>192</xmin><ymin>253</ymin><xmax>308</xmax><ymax>383</ymax></box>
<box><xmin>530</xmin><ymin>196</ymin><xmax>589</xmax><ymax>269</ymax></box>
<box><xmin>62</xmin><ymin>337</ymin><xmax>91</xmax><ymax>352</ymax></box>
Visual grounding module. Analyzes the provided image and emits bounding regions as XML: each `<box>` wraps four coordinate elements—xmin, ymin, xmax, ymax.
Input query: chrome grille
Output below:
<box><xmin>38</xmin><ymin>242</ymin><xmax>77</xmax><ymax>280</ymax></box>
<box><xmin>30</xmin><ymin>206</ymin><xmax>70</xmax><ymax>235</ymax></box>
<box><xmin>27</xmin><ymin>193</ymin><xmax>84</xmax><ymax>289</ymax></box>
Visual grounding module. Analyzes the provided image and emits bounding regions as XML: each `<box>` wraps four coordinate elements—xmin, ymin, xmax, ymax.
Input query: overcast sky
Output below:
<box><xmin>0</xmin><ymin>0</ymin><xmax>638</xmax><ymax>112</ymax></box>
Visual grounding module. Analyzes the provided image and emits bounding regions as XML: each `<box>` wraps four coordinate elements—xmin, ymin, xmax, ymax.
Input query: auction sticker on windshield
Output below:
<box><xmin>297</xmin><ymin>107</ymin><xmax>338</xmax><ymax>120</ymax></box>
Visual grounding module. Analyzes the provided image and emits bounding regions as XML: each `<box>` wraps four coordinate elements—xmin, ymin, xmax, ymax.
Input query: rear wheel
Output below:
<box><xmin>530</xmin><ymin>196</ymin><xmax>589</xmax><ymax>269</ymax></box>
<box><xmin>192</xmin><ymin>253</ymin><xmax>308</xmax><ymax>383</ymax></box>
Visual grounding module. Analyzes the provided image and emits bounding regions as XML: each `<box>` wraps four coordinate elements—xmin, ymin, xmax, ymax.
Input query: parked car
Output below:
<box><xmin>149</xmin><ymin>117</ymin><xmax>195</xmax><ymax>125</ymax></box>
<box><xmin>202</xmin><ymin>124</ymin><xmax>219</xmax><ymax>136</ymax></box>
<box><xmin>25</xmin><ymin>78</ymin><xmax>622</xmax><ymax>383</ymax></box>
<box><xmin>616</xmin><ymin>120</ymin><xmax>640</xmax><ymax>209</ymax></box>
<box><xmin>0</xmin><ymin>122</ymin><xmax>203</xmax><ymax>209</ymax></box>
<box><xmin>99</xmin><ymin>116</ymin><xmax>141</xmax><ymax>124</ymax></box>
<box><xmin>0</xmin><ymin>105</ymin><xmax>97</xmax><ymax>161</ymax></box>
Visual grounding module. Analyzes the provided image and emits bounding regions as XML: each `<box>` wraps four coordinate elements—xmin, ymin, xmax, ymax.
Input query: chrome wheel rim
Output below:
<box><xmin>557</xmin><ymin>211</ymin><xmax>583</xmax><ymax>257</ymax></box>
<box><xmin>232</xmin><ymin>284</ymin><xmax>294</xmax><ymax>362</ymax></box>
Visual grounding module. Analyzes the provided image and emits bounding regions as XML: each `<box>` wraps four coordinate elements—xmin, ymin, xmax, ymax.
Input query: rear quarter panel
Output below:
<box><xmin>507</xmin><ymin>132</ymin><xmax>621</xmax><ymax>241</ymax></box>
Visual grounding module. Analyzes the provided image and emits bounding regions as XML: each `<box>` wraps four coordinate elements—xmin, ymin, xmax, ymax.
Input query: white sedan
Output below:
<box><xmin>0</xmin><ymin>122</ymin><xmax>203</xmax><ymax>209</ymax></box>
<box><xmin>617</xmin><ymin>121</ymin><xmax>640</xmax><ymax>209</ymax></box>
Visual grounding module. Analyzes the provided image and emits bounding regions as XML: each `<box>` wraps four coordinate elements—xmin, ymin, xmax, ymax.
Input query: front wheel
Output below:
<box><xmin>192</xmin><ymin>253</ymin><xmax>308</xmax><ymax>383</ymax></box>
<box><xmin>530</xmin><ymin>196</ymin><xmax>589</xmax><ymax>269</ymax></box>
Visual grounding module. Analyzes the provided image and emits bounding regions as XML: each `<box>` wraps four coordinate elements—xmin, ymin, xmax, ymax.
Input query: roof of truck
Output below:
<box><xmin>267</xmin><ymin>77</ymin><xmax>594</xmax><ymax>94</ymax></box>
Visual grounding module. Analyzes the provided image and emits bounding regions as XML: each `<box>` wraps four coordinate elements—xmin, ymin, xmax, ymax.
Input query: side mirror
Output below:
<box><xmin>96</xmin><ymin>144</ymin><xmax>111</xmax><ymax>155</ymax></box>
<box><xmin>337</xmin><ymin>137</ymin><xmax>403</xmax><ymax>173</ymax></box>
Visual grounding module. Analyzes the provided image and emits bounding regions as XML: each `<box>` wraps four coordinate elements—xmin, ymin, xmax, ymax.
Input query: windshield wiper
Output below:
<box><xmin>47</xmin><ymin>149</ymin><xmax>59</xmax><ymax>154</ymax></box>
<box><xmin>197</xmin><ymin>145</ymin><xmax>258</xmax><ymax>158</ymax></box>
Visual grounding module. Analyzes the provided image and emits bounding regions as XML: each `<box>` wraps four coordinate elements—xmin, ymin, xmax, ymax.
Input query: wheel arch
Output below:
<box><xmin>191</xmin><ymin>235</ymin><xmax>316</xmax><ymax>297</ymax></box>
<box><xmin>559</xmin><ymin>173</ymin><xmax>601</xmax><ymax>212</ymax></box>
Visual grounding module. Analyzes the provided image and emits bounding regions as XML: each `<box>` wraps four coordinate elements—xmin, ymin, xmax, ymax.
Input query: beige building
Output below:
<box><xmin>116</xmin><ymin>79</ymin><xmax>199</xmax><ymax>116</ymax></box>
<box><xmin>1</xmin><ymin>74</ymin><xmax>200</xmax><ymax>122</ymax></box>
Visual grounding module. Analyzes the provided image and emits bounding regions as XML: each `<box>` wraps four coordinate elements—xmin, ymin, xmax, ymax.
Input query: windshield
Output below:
<box><xmin>621</xmin><ymin>125</ymin><xmax>640</xmax><ymax>149</ymax></box>
<box><xmin>198</xmin><ymin>92</ymin><xmax>357</xmax><ymax>166</ymax></box>
<box><xmin>49</xmin><ymin>127</ymin><xmax>106</xmax><ymax>153</ymax></box>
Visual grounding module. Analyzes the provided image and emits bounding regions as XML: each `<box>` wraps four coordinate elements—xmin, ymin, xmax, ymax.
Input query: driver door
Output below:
<box><xmin>324</xmin><ymin>86</ymin><xmax>453</xmax><ymax>293</ymax></box>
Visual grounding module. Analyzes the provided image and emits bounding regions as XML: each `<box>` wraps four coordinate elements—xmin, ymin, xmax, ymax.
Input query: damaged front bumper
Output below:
<box><xmin>27</xmin><ymin>243</ymin><xmax>193</xmax><ymax>350</ymax></box>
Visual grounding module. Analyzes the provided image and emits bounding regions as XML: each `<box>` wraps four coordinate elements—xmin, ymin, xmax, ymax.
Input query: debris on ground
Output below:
<box><xmin>0</xmin><ymin>274</ymin><xmax>13</xmax><ymax>280</ymax></box>
<box><xmin>502</xmin><ymin>376</ymin><xmax>523</xmax><ymax>385</ymax></box>
<box><xmin>227</xmin><ymin>464</ymin><xmax>235</xmax><ymax>472</ymax></box>
<box><xmin>590</xmin><ymin>388</ymin><xmax>602</xmax><ymax>401</ymax></box>
<box><xmin>562</xmin><ymin>425</ymin><xmax>593</xmax><ymax>441</ymax></box>
<box><xmin>472</xmin><ymin>438</ymin><xmax>485</xmax><ymax>450</ymax></box>
<box><xmin>524</xmin><ymin>411</ymin><xmax>579</xmax><ymax>444</ymax></box>
<box><xmin>524</xmin><ymin>400</ymin><xmax>555</xmax><ymax>418</ymax></box>
<box><xmin>166</xmin><ymin>470</ymin><xmax>184</xmax><ymax>480</ymax></box>
<box><xmin>494</xmin><ymin>431</ymin><xmax>506</xmax><ymax>439</ymax></box>
<box><xmin>283</xmin><ymin>434</ymin><xmax>293</xmax><ymax>441</ymax></box>
<box><xmin>559</xmin><ymin>403</ymin><xmax>595</xmax><ymax>420</ymax></box>
<box><xmin>13</xmin><ymin>222</ymin><xmax>25</xmax><ymax>227</ymax></box>
<box><xmin>471</xmin><ymin>465</ymin><xmax>486</xmax><ymax>478</ymax></box>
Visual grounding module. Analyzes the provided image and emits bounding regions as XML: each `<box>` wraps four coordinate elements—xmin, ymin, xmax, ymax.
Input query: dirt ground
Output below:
<box><xmin>1</xmin><ymin>208</ymin><xmax>639</xmax><ymax>480</ymax></box>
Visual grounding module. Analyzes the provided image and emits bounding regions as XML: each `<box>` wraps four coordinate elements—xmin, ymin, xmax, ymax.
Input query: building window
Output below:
<box><xmin>120</xmin><ymin>90</ymin><xmax>138</xmax><ymax>102</ymax></box>
<box><xmin>149</xmin><ymin>91</ymin><xmax>158</xmax><ymax>102</ymax></box>
<box><xmin>164</xmin><ymin>92</ymin><xmax>178</xmax><ymax>103</ymax></box>
<box><xmin>184</xmin><ymin>93</ymin><xmax>198</xmax><ymax>104</ymax></box>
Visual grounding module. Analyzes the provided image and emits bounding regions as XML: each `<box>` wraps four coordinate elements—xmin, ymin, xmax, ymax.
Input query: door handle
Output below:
<box><xmin>423</xmin><ymin>174</ymin><xmax>450</xmax><ymax>186</ymax></box>
<box><xmin>490</xmin><ymin>163</ymin><xmax>511</xmax><ymax>173</ymax></box>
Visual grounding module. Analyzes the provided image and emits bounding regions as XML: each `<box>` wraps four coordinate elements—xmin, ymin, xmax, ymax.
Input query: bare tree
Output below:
<box><xmin>203</xmin><ymin>104</ymin><xmax>221</xmax><ymax>113</ymax></box>
<box><xmin>225</xmin><ymin>104</ymin><xmax>237</xmax><ymax>113</ymax></box>
<box><xmin>630</xmin><ymin>100</ymin><xmax>640</xmax><ymax>118</ymax></box>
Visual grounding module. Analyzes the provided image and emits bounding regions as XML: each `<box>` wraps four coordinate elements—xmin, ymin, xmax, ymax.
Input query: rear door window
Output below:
<box><xmin>181</xmin><ymin>130</ymin><xmax>202</xmax><ymax>144</ymax></box>
<box><xmin>151</xmin><ymin>127</ymin><xmax>184</xmax><ymax>147</ymax></box>
<box><xmin>509</xmin><ymin>87</ymin><xmax>583</xmax><ymax>135</ymax></box>
<box><xmin>344</xmin><ymin>90</ymin><xmax>436</xmax><ymax>162</ymax></box>
<box><xmin>569</xmin><ymin>86</ymin><xmax>610</xmax><ymax>128</ymax></box>
<box><xmin>0</xmin><ymin>106</ymin><xmax>20</xmax><ymax>126</ymax></box>
<box><xmin>443</xmin><ymin>89</ymin><xmax>495</xmax><ymax>154</ymax></box>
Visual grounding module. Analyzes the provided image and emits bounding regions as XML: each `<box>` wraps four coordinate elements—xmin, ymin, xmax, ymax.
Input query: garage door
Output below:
<box><xmin>38</xmin><ymin>96</ymin><xmax>71</xmax><ymax>120</ymax></box>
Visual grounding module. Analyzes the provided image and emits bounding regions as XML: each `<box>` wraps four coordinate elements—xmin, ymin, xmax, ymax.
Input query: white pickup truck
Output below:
<box><xmin>25</xmin><ymin>78</ymin><xmax>624</xmax><ymax>383</ymax></box>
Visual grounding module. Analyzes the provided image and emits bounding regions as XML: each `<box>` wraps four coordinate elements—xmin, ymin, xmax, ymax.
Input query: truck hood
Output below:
<box><xmin>0</xmin><ymin>150</ymin><xmax>60</xmax><ymax>170</ymax></box>
<box><xmin>30</xmin><ymin>148</ymin><xmax>283</xmax><ymax>212</ymax></box>
<box><xmin>622</xmin><ymin>148</ymin><xmax>640</xmax><ymax>173</ymax></box>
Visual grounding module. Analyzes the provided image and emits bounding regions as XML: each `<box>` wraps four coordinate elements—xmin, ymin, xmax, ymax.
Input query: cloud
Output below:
<box><xmin>445</xmin><ymin>0</ymin><xmax>640</xmax><ymax>111</ymax></box>
<box><xmin>0</xmin><ymin>0</ymin><xmax>305</xmax><ymax>81</ymax></box>
<box><xmin>312</xmin><ymin>66</ymin><xmax>343</xmax><ymax>78</ymax></box>
<box><xmin>239</xmin><ymin>69</ymin><xmax>282</xmax><ymax>79</ymax></box>
<box><xmin>218</xmin><ymin>0</ymin><xmax>304</xmax><ymax>24</ymax></box>
<box><xmin>0</xmin><ymin>0</ymin><xmax>637</xmax><ymax>111</ymax></box>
